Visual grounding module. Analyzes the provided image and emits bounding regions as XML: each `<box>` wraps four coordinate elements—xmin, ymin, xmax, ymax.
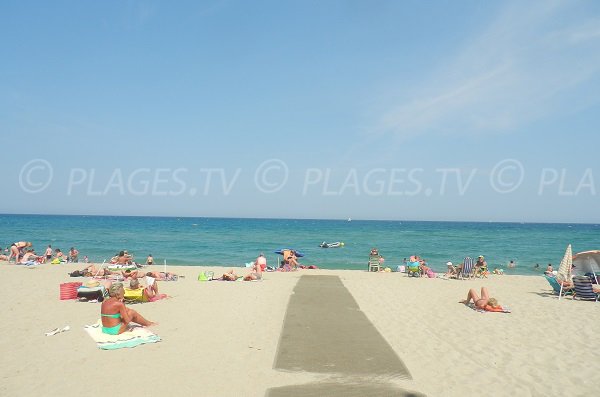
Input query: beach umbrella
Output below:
<box><xmin>557</xmin><ymin>244</ymin><xmax>572</xmax><ymax>300</ymax></box>
<box><xmin>573</xmin><ymin>250</ymin><xmax>600</xmax><ymax>282</ymax></box>
<box><xmin>274</xmin><ymin>248</ymin><xmax>304</xmax><ymax>257</ymax></box>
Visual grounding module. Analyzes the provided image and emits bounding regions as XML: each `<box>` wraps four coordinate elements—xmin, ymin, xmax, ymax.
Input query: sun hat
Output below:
<box><xmin>446</xmin><ymin>261</ymin><xmax>453</xmax><ymax>266</ymax></box>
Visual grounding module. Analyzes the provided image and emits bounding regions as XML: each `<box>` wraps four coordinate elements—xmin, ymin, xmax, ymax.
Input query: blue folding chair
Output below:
<box><xmin>543</xmin><ymin>275</ymin><xmax>573</xmax><ymax>298</ymax></box>
<box><xmin>458</xmin><ymin>257</ymin><xmax>475</xmax><ymax>280</ymax></box>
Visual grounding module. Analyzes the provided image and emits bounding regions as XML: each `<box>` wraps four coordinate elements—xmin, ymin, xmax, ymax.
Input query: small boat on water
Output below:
<box><xmin>319</xmin><ymin>241</ymin><xmax>344</xmax><ymax>248</ymax></box>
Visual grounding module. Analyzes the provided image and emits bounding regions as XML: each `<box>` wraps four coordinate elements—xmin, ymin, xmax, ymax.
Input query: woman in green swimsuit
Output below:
<box><xmin>101</xmin><ymin>283</ymin><xmax>155</xmax><ymax>335</ymax></box>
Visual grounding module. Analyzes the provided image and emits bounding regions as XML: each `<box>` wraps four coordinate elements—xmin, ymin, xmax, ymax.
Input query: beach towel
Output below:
<box><xmin>466</xmin><ymin>303</ymin><xmax>511</xmax><ymax>313</ymax></box>
<box><xmin>84</xmin><ymin>320</ymin><xmax>160</xmax><ymax>350</ymax></box>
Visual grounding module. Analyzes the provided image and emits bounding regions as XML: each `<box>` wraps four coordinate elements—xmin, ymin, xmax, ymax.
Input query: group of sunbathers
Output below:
<box><xmin>2</xmin><ymin>242</ymin><xmax>83</xmax><ymax>265</ymax></box>
<box><xmin>445</xmin><ymin>255</ymin><xmax>489</xmax><ymax>278</ymax></box>
<box><xmin>219</xmin><ymin>254</ymin><xmax>265</xmax><ymax>281</ymax></box>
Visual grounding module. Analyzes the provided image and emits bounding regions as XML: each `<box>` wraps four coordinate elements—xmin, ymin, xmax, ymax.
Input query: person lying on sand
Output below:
<box><xmin>219</xmin><ymin>269</ymin><xmax>262</xmax><ymax>281</ymax></box>
<box><xmin>101</xmin><ymin>283</ymin><xmax>155</xmax><ymax>335</ymax></box>
<box><xmin>220</xmin><ymin>269</ymin><xmax>240</xmax><ymax>281</ymax></box>
<box><xmin>80</xmin><ymin>265</ymin><xmax>113</xmax><ymax>277</ymax></box>
<box><xmin>243</xmin><ymin>263</ymin><xmax>263</xmax><ymax>280</ymax></box>
<box><xmin>146</xmin><ymin>271</ymin><xmax>178</xmax><ymax>281</ymax></box>
<box><xmin>460</xmin><ymin>287</ymin><xmax>503</xmax><ymax>311</ymax></box>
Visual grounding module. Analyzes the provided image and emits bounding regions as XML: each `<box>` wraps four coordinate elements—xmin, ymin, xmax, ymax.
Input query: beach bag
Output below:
<box><xmin>198</xmin><ymin>271</ymin><xmax>214</xmax><ymax>281</ymax></box>
<box><xmin>426</xmin><ymin>269</ymin><xmax>436</xmax><ymax>278</ymax></box>
<box><xmin>124</xmin><ymin>287</ymin><xmax>145</xmax><ymax>302</ymax></box>
<box><xmin>60</xmin><ymin>282</ymin><xmax>82</xmax><ymax>300</ymax></box>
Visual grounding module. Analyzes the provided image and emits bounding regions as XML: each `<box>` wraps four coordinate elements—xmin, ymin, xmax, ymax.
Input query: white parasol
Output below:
<box><xmin>557</xmin><ymin>244</ymin><xmax>573</xmax><ymax>282</ymax></box>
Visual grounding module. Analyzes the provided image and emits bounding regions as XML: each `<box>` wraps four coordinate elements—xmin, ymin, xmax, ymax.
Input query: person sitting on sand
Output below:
<box><xmin>68</xmin><ymin>247</ymin><xmax>79</xmax><ymax>263</ymax></box>
<box><xmin>244</xmin><ymin>260</ymin><xmax>263</xmax><ymax>281</ymax></box>
<box><xmin>114</xmin><ymin>251</ymin><xmax>129</xmax><ymax>264</ymax></box>
<box><xmin>100</xmin><ymin>282</ymin><xmax>155</xmax><ymax>335</ymax></box>
<box><xmin>460</xmin><ymin>287</ymin><xmax>503</xmax><ymax>311</ymax></box>
<box><xmin>419</xmin><ymin>261</ymin><xmax>431</xmax><ymax>277</ymax></box>
<box><xmin>474</xmin><ymin>256</ymin><xmax>488</xmax><ymax>277</ymax></box>
<box><xmin>289</xmin><ymin>250</ymin><xmax>301</xmax><ymax>270</ymax></box>
<box><xmin>280</xmin><ymin>250</ymin><xmax>299</xmax><ymax>271</ymax></box>
<box><xmin>54</xmin><ymin>248</ymin><xmax>64</xmax><ymax>260</ymax></box>
<box><xmin>445</xmin><ymin>262</ymin><xmax>459</xmax><ymax>278</ymax></box>
<box><xmin>255</xmin><ymin>253</ymin><xmax>267</xmax><ymax>272</ymax></box>
<box><xmin>544</xmin><ymin>264</ymin><xmax>554</xmax><ymax>275</ymax></box>
<box><xmin>146</xmin><ymin>254</ymin><xmax>154</xmax><ymax>266</ymax></box>
<box><xmin>19</xmin><ymin>249</ymin><xmax>40</xmax><ymax>265</ymax></box>
<box><xmin>129</xmin><ymin>278</ymin><xmax>167</xmax><ymax>302</ymax></box>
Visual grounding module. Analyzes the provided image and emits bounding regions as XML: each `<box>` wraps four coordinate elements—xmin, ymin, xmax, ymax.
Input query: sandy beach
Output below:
<box><xmin>0</xmin><ymin>262</ymin><xmax>598</xmax><ymax>397</ymax></box>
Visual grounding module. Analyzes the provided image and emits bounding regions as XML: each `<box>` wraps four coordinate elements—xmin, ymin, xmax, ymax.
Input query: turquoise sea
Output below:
<box><xmin>1</xmin><ymin>214</ymin><xmax>598</xmax><ymax>275</ymax></box>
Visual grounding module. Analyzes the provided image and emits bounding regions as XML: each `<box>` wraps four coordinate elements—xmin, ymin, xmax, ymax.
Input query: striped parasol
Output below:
<box><xmin>557</xmin><ymin>244</ymin><xmax>573</xmax><ymax>283</ymax></box>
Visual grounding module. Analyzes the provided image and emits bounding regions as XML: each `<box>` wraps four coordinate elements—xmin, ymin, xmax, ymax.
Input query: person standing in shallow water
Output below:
<box><xmin>44</xmin><ymin>245</ymin><xmax>52</xmax><ymax>263</ymax></box>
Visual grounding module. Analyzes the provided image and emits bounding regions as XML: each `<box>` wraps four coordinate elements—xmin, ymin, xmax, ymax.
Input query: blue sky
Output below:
<box><xmin>2</xmin><ymin>0</ymin><xmax>600</xmax><ymax>222</ymax></box>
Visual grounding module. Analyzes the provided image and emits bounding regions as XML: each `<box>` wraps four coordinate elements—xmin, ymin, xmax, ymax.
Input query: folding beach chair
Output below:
<box><xmin>572</xmin><ymin>276</ymin><xmax>599</xmax><ymax>302</ymax></box>
<box><xmin>368</xmin><ymin>255</ymin><xmax>382</xmax><ymax>272</ymax></box>
<box><xmin>405</xmin><ymin>261</ymin><xmax>421</xmax><ymax>277</ymax></box>
<box><xmin>543</xmin><ymin>275</ymin><xmax>573</xmax><ymax>298</ymax></box>
<box><xmin>458</xmin><ymin>257</ymin><xmax>475</xmax><ymax>280</ymax></box>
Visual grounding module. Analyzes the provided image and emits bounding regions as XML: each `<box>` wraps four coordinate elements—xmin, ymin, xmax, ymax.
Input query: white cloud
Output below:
<box><xmin>378</xmin><ymin>1</ymin><xmax>600</xmax><ymax>140</ymax></box>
